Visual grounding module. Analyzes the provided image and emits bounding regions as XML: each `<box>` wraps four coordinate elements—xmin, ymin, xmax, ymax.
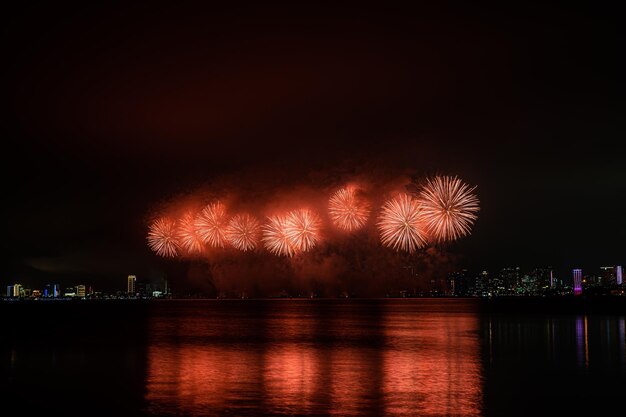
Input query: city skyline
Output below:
<box><xmin>3</xmin><ymin>3</ymin><xmax>624</xmax><ymax>417</ymax></box>
<box><xmin>4</xmin><ymin>263</ymin><xmax>623</xmax><ymax>298</ymax></box>
<box><xmin>5</xmin><ymin>3</ymin><xmax>624</xmax><ymax>293</ymax></box>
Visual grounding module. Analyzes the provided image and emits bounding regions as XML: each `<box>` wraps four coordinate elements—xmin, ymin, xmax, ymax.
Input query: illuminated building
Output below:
<box><xmin>76</xmin><ymin>285</ymin><xmax>86</xmax><ymax>298</ymax></box>
<box><xmin>128</xmin><ymin>275</ymin><xmax>137</xmax><ymax>295</ymax></box>
<box><xmin>573</xmin><ymin>269</ymin><xmax>583</xmax><ymax>295</ymax></box>
<box><xmin>13</xmin><ymin>284</ymin><xmax>23</xmax><ymax>297</ymax></box>
<box><xmin>600</xmin><ymin>266</ymin><xmax>616</xmax><ymax>287</ymax></box>
<box><xmin>449</xmin><ymin>269</ymin><xmax>472</xmax><ymax>296</ymax></box>
<box><xmin>617</xmin><ymin>266</ymin><xmax>623</xmax><ymax>286</ymax></box>
<box><xmin>6</xmin><ymin>285</ymin><xmax>13</xmax><ymax>297</ymax></box>
<box><xmin>32</xmin><ymin>289</ymin><xmax>41</xmax><ymax>297</ymax></box>
<box><xmin>531</xmin><ymin>267</ymin><xmax>552</xmax><ymax>291</ymax></box>
<box><xmin>475</xmin><ymin>271</ymin><xmax>490</xmax><ymax>296</ymax></box>
<box><xmin>499</xmin><ymin>267</ymin><xmax>520</xmax><ymax>294</ymax></box>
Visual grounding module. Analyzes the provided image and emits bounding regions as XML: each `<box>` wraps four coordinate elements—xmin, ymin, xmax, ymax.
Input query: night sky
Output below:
<box><xmin>5</xmin><ymin>2</ymin><xmax>624</xmax><ymax>292</ymax></box>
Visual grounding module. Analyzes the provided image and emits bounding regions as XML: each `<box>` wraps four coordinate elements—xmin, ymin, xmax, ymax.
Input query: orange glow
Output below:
<box><xmin>145</xmin><ymin>303</ymin><xmax>483</xmax><ymax>416</ymax></box>
<box><xmin>382</xmin><ymin>313</ymin><xmax>483</xmax><ymax>416</ymax></box>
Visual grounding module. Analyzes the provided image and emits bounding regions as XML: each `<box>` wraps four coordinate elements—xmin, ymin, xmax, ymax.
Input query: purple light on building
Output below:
<box><xmin>617</xmin><ymin>266</ymin><xmax>623</xmax><ymax>286</ymax></box>
<box><xmin>573</xmin><ymin>269</ymin><xmax>583</xmax><ymax>295</ymax></box>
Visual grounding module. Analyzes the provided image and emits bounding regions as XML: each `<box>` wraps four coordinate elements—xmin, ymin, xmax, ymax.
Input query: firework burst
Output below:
<box><xmin>418</xmin><ymin>176</ymin><xmax>479</xmax><ymax>242</ymax></box>
<box><xmin>226</xmin><ymin>214</ymin><xmax>261</xmax><ymax>251</ymax></box>
<box><xmin>176</xmin><ymin>212</ymin><xmax>205</xmax><ymax>254</ymax></box>
<box><xmin>285</xmin><ymin>209</ymin><xmax>322</xmax><ymax>252</ymax></box>
<box><xmin>377</xmin><ymin>194</ymin><xmax>428</xmax><ymax>253</ymax></box>
<box><xmin>262</xmin><ymin>215</ymin><xmax>295</xmax><ymax>257</ymax></box>
<box><xmin>147</xmin><ymin>217</ymin><xmax>180</xmax><ymax>258</ymax></box>
<box><xmin>328</xmin><ymin>186</ymin><xmax>370</xmax><ymax>231</ymax></box>
<box><xmin>195</xmin><ymin>201</ymin><xmax>229</xmax><ymax>247</ymax></box>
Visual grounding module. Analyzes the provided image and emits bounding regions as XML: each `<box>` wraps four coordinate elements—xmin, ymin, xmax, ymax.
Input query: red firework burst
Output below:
<box><xmin>328</xmin><ymin>186</ymin><xmax>370</xmax><ymax>231</ymax></box>
<box><xmin>285</xmin><ymin>209</ymin><xmax>322</xmax><ymax>252</ymax></box>
<box><xmin>226</xmin><ymin>214</ymin><xmax>261</xmax><ymax>251</ymax></box>
<box><xmin>377</xmin><ymin>194</ymin><xmax>428</xmax><ymax>253</ymax></box>
<box><xmin>147</xmin><ymin>217</ymin><xmax>180</xmax><ymax>258</ymax></box>
<box><xmin>262</xmin><ymin>215</ymin><xmax>295</xmax><ymax>257</ymax></box>
<box><xmin>194</xmin><ymin>201</ymin><xmax>229</xmax><ymax>248</ymax></box>
<box><xmin>176</xmin><ymin>212</ymin><xmax>205</xmax><ymax>254</ymax></box>
<box><xmin>418</xmin><ymin>176</ymin><xmax>479</xmax><ymax>242</ymax></box>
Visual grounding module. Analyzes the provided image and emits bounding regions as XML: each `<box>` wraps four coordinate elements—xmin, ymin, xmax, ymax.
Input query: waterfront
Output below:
<box><xmin>2</xmin><ymin>299</ymin><xmax>625</xmax><ymax>416</ymax></box>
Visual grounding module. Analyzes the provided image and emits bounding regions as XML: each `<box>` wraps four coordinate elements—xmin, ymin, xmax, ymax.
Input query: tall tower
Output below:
<box><xmin>617</xmin><ymin>266</ymin><xmax>623</xmax><ymax>286</ymax></box>
<box><xmin>13</xmin><ymin>284</ymin><xmax>23</xmax><ymax>297</ymax></box>
<box><xmin>127</xmin><ymin>275</ymin><xmax>137</xmax><ymax>295</ymax></box>
<box><xmin>573</xmin><ymin>269</ymin><xmax>583</xmax><ymax>295</ymax></box>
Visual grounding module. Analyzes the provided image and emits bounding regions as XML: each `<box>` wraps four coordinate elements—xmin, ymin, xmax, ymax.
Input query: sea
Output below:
<box><xmin>2</xmin><ymin>298</ymin><xmax>625</xmax><ymax>416</ymax></box>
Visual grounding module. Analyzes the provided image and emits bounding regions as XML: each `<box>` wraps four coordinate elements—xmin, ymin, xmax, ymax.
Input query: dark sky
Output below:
<box><xmin>4</xmin><ymin>2</ymin><xmax>624</xmax><ymax>292</ymax></box>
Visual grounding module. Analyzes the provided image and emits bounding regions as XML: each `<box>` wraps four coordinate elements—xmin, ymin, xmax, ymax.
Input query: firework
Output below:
<box><xmin>262</xmin><ymin>215</ymin><xmax>295</xmax><ymax>257</ymax></box>
<box><xmin>377</xmin><ymin>194</ymin><xmax>428</xmax><ymax>253</ymax></box>
<box><xmin>285</xmin><ymin>209</ymin><xmax>322</xmax><ymax>252</ymax></box>
<box><xmin>226</xmin><ymin>214</ymin><xmax>261</xmax><ymax>251</ymax></box>
<box><xmin>418</xmin><ymin>176</ymin><xmax>479</xmax><ymax>242</ymax></box>
<box><xmin>195</xmin><ymin>201</ymin><xmax>229</xmax><ymax>247</ymax></box>
<box><xmin>147</xmin><ymin>217</ymin><xmax>180</xmax><ymax>258</ymax></box>
<box><xmin>328</xmin><ymin>186</ymin><xmax>370</xmax><ymax>231</ymax></box>
<box><xmin>177</xmin><ymin>212</ymin><xmax>205</xmax><ymax>254</ymax></box>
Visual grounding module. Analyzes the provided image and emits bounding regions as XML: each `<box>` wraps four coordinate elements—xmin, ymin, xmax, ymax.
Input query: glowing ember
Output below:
<box><xmin>418</xmin><ymin>176</ymin><xmax>479</xmax><ymax>242</ymax></box>
<box><xmin>226</xmin><ymin>214</ymin><xmax>261</xmax><ymax>251</ymax></box>
<box><xmin>195</xmin><ymin>201</ymin><xmax>229</xmax><ymax>248</ymax></box>
<box><xmin>262</xmin><ymin>215</ymin><xmax>295</xmax><ymax>257</ymax></box>
<box><xmin>147</xmin><ymin>217</ymin><xmax>180</xmax><ymax>258</ymax></box>
<box><xmin>285</xmin><ymin>209</ymin><xmax>322</xmax><ymax>252</ymax></box>
<box><xmin>377</xmin><ymin>194</ymin><xmax>428</xmax><ymax>253</ymax></box>
<box><xmin>328</xmin><ymin>186</ymin><xmax>370</xmax><ymax>231</ymax></box>
<box><xmin>177</xmin><ymin>212</ymin><xmax>205</xmax><ymax>254</ymax></box>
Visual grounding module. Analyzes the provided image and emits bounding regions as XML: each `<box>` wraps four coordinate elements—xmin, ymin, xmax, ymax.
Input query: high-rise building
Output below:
<box><xmin>76</xmin><ymin>285</ymin><xmax>86</xmax><ymax>298</ymax></box>
<box><xmin>531</xmin><ymin>267</ymin><xmax>552</xmax><ymax>291</ymax></box>
<box><xmin>573</xmin><ymin>269</ymin><xmax>583</xmax><ymax>295</ymax></box>
<box><xmin>6</xmin><ymin>285</ymin><xmax>13</xmax><ymax>297</ymax></box>
<box><xmin>13</xmin><ymin>284</ymin><xmax>23</xmax><ymax>297</ymax></box>
<box><xmin>127</xmin><ymin>275</ymin><xmax>137</xmax><ymax>295</ymax></box>
<box><xmin>475</xmin><ymin>271</ymin><xmax>490</xmax><ymax>296</ymax></box>
<box><xmin>499</xmin><ymin>267</ymin><xmax>521</xmax><ymax>294</ymax></box>
<box><xmin>449</xmin><ymin>269</ymin><xmax>472</xmax><ymax>296</ymax></box>
<box><xmin>617</xmin><ymin>266</ymin><xmax>623</xmax><ymax>286</ymax></box>
<box><xmin>600</xmin><ymin>266</ymin><xmax>616</xmax><ymax>287</ymax></box>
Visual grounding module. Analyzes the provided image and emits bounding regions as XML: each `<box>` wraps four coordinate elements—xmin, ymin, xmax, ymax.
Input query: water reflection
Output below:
<box><xmin>145</xmin><ymin>300</ymin><xmax>483</xmax><ymax>416</ymax></box>
<box><xmin>481</xmin><ymin>313</ymin><xmax>626</xmax><ymax>417</ymax></box>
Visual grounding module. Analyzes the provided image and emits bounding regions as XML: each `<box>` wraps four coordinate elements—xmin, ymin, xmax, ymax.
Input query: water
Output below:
<box><xmin>2</xmin><ymin>299</ymin><xmax>625</xmax><ymax>416</ymax></box>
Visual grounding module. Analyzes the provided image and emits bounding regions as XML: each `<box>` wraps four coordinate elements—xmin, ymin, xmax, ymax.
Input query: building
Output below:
<box><xmin>499</xmin><ymin>267</ymin><xmax>521</xmax><ymax>294</ymax></box>
<box><xmin>475</xmin><ymin>271</ymin><xmax>490</xmax><ymax>296</ymax></box>
<box><xmin>617</xmin><ymin>266</ymin><xmax>623</xmax><ymax>286</ymax></box>
<box><xmin>13</xmin><ymin>284</ymin><xmax>23</xmax><ymax>298</ymax></box>
<box><xmin>573</xmin><ymin>269</ymin><xmax>583</xmax><ymax>295</ymax></box>
<box><xmin>449</xmin><ymin>269</ymin><xmax>472</xmax><ymax>296</ymax></box>
<box><xmin>6</xmin><ymin>285</ymin><xmax>13</xmax><ymax>297</ymax></box>
<box><xmin>531</xmin><ymin>267</ymin><xmax>552</xmax><ymax>292</ymax></box>
<box><xmin>600</xmin><ymin>266</ymin><xmax>616</xmax><ymax>287</ymax></box>
<box><xmin>519</xmin><ymin>274</ymin><xmax>536</xmax><ymax>294</ymax></box>
<box><xmin>43</xmin><ymin>283</ymin><xmax>60</xmax><ymax>298</ymax></box>
<box><xmin>127</xmin><ymin>275</ymin><xmax>137</xmax><ymax>295</ymax></box>
<box><xmin>76</xmin><ymin>285</ymin><xmax>86</xmax><ymax>298</ymax></box>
